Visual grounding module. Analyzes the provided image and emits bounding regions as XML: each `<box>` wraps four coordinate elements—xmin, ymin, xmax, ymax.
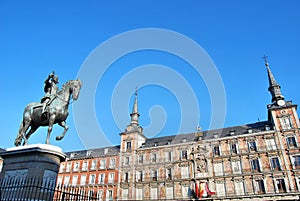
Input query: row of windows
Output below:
<box><xmin>126</xmin><ymin>138</ymin><xmax>189</xmax><ymax>152</ymax></box>
<box><xmin>123</xmin><ymin>166</ymin><xmax>189</xmax><ymax>182</ymax></box>
<box><xmin>215</xmin><ymin>178</ymin><xmax>287</xmax><ymax>196</ymax></box>
<box><xmin>124</xmin><ymin>150</ymin><xmax>188</xmax><ymax>166</ymax></box>
<box><xmin>58</xmin><ymin>172</ymin><xmax>116</xmax><ymax>186</ymax></box>
<box><xmin>213</xmin><ymin>155</ymin><xmax>300</xmax><ymax>176</ymax></box>
<box><xmin>60</xmin><ymin>158</ymin><xmax>117</xmax><ymax>173</ymax></box>
<box><xmin>212</xmin><ymin>136</ymin><xmax>298</xmax><ymax>157</ymax></box>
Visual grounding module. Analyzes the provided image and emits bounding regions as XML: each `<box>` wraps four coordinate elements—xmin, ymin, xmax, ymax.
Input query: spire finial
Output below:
<box><xmin>130</xmin><ymin>87</ymin><xmax>140</xmax><ymax>125</ymax></box>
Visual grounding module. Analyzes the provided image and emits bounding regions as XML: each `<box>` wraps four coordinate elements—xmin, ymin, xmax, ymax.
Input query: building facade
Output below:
<box><xmin>57</xmin><ymin>146</ymin><xmax>120</xmax><ymax>200</ymax></box>
<box><xmin>58</xmin><ymin>62</ymin><xmax>300</xmax><ymax>200</ymax></box>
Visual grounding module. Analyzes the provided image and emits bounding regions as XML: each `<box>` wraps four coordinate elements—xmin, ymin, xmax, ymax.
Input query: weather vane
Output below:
<box><xmin>262</xmin><ymin>55</ymin><xmax>269</xmax><ymax>67</ymax></box>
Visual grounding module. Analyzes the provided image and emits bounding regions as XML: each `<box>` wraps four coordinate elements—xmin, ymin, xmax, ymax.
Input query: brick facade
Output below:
<box><xmin>57</xmin><ymin>146</ymin><xmax>119</xmax><ymax>200</ymax></box>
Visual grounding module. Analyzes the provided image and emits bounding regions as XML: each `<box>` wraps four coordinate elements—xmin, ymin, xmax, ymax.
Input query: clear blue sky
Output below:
<box><xmin>0</xmin><ymin>1</ymin><xmax>299</xmax><ymax>151</ymax></box>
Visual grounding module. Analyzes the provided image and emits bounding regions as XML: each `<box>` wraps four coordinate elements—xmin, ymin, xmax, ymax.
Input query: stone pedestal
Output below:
<box><xmin>0</xmin><ymin>144</ymin><xmax>66</xmax><ymax>200</ymax></box>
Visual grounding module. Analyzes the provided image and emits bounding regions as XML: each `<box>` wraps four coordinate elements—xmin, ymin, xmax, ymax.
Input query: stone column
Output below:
<box><xmin>0</xmin><ymin>144</ymin><xmax>66</xmax><ymax>200</ymax></box>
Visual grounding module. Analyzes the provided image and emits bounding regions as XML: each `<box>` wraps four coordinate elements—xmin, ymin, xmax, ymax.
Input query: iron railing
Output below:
<box><xmin>0</xmin><ymin>178</ymin><xmax>104</xmax><ymax>201</ymax></box>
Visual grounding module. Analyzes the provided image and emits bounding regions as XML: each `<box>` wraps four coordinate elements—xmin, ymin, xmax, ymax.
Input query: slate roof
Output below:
<box><xmin>65</xmin><ymin>145</ymin><xmax>120</xmax><ymax>160</ymax></box>
<box><xmin>201</xmin><ymin>120</ymin><xmax>272</xmax><ymax>140</ymax></box>
<box><xmin>141</xmin><ymin>120</ymin><xmax>272</xmax><ymax>148</ymax></box>
<box><xmin>63</xmin><ymin>121</ymin><xmax>273</xmax><ymax>152</ymax></box>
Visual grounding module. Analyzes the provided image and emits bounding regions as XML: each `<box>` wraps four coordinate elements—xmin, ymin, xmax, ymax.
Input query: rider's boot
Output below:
<box><xmin>41</xmin><ymin>103</ymin><xmax>47</xmax><ymax>119</ymax></box>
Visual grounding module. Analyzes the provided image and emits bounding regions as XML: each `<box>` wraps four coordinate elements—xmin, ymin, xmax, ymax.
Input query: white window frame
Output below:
<box><xmin>66</xmin><ymin>162</ymin><xmax>71</xmax><ymax>172</ymax></box>
<box><xmin>89</xmin><ymin>174</ymin><xmax>96</xmax><ymax>184</ymax></box>
<box><xmin>100</xmin><ymin>159</ymin><xmax>106</xmax><ymax>169</ymax></box>
<box><xmin>109</xmin><ymin>158</ymin><xmax>116</xmax><ymax>169</ymax></box>
<box><xmin>80</xmin><ymin>175</ymin><xmax>86</xmax><ymax>186</ymax></box>
<box><xmin>64</xmin><ymin>176</ymin><xmax>70</xmax><ymax>186</ymax></box>
<box><xmin>98</xmin><ymin>173</ymin><xmax>105</xmax><ymax>184</ymax></box>
<box><xmin>59</xmin><ymin>163</ymin><xmax>65</xmax><ymax>173</ymax></box>
<box><xmin>265</xmin><ymin>138</ymin><xmax>277</xmax><ymax>150</ymax></box>
<box><xmin>72</xmin><ymin>175</ymin><xmax>78</xmax><ymax>186</ymax></box>
<box><xmin>90</xmin><ymin>160</ymin><xmax>97</xmax><ymax>170</ymax></box>
<box><xmin>82</xmin><ymin>161</ymin><xmax>88</xmax><ymax>171</ymax></box>
<box><xmin>73</xmin><ymin>162</ymin><xmax>79</xmax><ymax>172</ymax></box>
<box><xmin>108</xmin><ymin>173</ymin><xmax>114</xmax><ymax>183</ymax></box>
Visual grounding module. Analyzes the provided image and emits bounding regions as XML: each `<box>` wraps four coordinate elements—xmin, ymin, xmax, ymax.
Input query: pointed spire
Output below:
<box><xmin>263</xmin><ymin>56</ymin><xmax>284</xmax><ymax>103</ymax></box>
<box><xmin>130</xmin><ymin>87</ymin><xmax>140</xmax><ymax>125</ymax></box>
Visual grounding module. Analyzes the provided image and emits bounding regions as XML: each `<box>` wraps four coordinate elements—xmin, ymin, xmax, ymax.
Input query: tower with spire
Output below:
<box><xmin>119</xmin><ymin>88</ymin><xmax>146</xmax><ymax>152</ymax></box>
<box><xmin>119</xmin><ymin>88</ymin><xmax>147</xmax><ymax>199</ymax></box>
<box><xmin>264</xmin><ymin>57</ymin><xmax>300</xmax><ymax>131</ymax></box>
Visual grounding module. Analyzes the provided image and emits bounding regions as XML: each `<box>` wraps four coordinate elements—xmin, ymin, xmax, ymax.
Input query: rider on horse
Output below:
<box><xmin>41</xmin><ymin>71</ymin><xmax>59</xmax><ymax>115</ymax></box>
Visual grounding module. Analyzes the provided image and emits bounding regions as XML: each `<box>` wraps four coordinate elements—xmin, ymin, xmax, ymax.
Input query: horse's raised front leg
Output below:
<box><xmin>56</xmin><ymin>121</ymin><xmax>69</xmax><ymax>141</ymax></box>
<box><xmin>46</xmin><ymin>114</ymin><xmax>56</xmax><ymax>144</ymax></box>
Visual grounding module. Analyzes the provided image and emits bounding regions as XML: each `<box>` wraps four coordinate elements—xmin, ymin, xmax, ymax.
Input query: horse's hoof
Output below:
<box><xmin>56</xmin><ymin>136</ymin><xmax>62</xmax><ymax>141</ymax></box>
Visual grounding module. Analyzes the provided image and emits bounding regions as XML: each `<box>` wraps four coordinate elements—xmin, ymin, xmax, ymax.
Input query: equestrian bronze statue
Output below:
<box><xmin>14</xmin><ymin>72</ymin><xmax>82</xmax><ymax>146</ymax></box>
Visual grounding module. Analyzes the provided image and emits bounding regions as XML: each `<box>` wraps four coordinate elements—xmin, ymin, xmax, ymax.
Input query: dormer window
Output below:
<box><xmin>104</xmin><ymin>148</ymin><xmax>108</xmax><ymax>154</ymax></box>
<box><xmin>265</xmin><ymin>125</ymin><xmax>271</xmax><ymax>131</ymax></box>
<box><xmin>70</xmin><ymin>153</ymin><xmax>77</xmax><ymax>158</ymax></box>
<box><xmin>229</xmin><ymin>130</ymin><xmax>235</xmax><ymax>135</ymax></box>
<box><xmin>86</xmin><ymin>151</ymin><xmax>93</xmax><ymax>157</ymax></box>
<box><xmin>182</xmin><ymin>138</ymin><xmax>187</xmax><ymax>143</ymax></box>
<box><xmin>154</xmin><ymin>142</ymin><xmax>158</xmax><ymax>147</ymax></box>
<box><xmin>248</xmin><ymin>129</ymin><xmax>253</xmax><ymax>134</ymax></box>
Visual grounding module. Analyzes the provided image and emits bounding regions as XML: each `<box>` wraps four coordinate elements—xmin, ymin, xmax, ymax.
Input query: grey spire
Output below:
<box><xmin>265</xmin><ymin>61</ymin><xmax>284</xmax><ymax>103</ymax></box>
<box><xmin>130</xmin><ymin>88</ymin><xmax>140</xmax><ymax>125</ymax></box>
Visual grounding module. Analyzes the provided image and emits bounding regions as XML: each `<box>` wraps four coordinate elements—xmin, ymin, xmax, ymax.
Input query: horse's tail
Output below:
<box><xmin>14</xmin><ymin>121</ymin><xmax>23</xmax><ymax>146</ymax></box>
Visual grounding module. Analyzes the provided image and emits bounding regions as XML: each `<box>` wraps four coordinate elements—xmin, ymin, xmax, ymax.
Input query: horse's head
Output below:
<box><xmin>70</xmin><ymin>79</ymin><xmax>83</xmax><ymax>100</ymax></box>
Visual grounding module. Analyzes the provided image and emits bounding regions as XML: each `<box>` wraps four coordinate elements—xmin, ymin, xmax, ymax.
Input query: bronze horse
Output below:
<box><xmin>14</xmin><ymin>79</ymin><xmax>82</xmax><ymax>146</ymax></box>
